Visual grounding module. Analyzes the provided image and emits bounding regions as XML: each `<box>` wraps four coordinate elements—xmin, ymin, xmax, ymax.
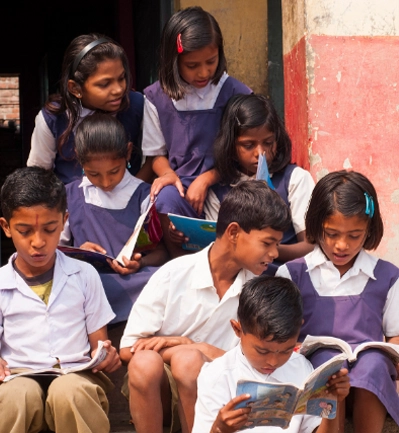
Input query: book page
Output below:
<box><xmin>354</xmin><ymin>341</ymin><xmax>399</xmax><ymax>364</ymax></box>
<box><xmin>115</xmin><ymin>201</ymin><xmax>155</xmax><ymax>264</ymax></box>
<box><xmin>3</xmin><ymin>341</ymin><xmax>107</xmax><ymax>382</ymax></box>
<box><xmin>236</xmin><ymin>380</ymin><xmax>300</xmax><ymax>429</ymax></box>
<box><xmin>295</xmin><ymin>354</ymin><xmax>346</xmax><ymax>418</ymax></box>
<box><xmin>300</xmin><ymin>335</ymin><xmax>352</xmax><ymax>358</ymax></box>
<box><xmin>255</xmin><ymin>152</ymin><xmax>274</xmax><ymax>190</ymax></box>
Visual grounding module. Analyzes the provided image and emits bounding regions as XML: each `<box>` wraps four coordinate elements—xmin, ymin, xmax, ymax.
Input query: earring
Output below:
<box><xmin>77</xmin><ymin>93</ymin><xmax>81</xmax><ymax>97</ymax></box>
<box><xmin>127</xmin><ymin>162</ymin><xmax>132</xmax><ymax>169</ymax></box>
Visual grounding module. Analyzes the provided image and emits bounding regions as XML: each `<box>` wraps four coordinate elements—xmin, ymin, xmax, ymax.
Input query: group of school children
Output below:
<box><xmin>0</xmin><ymin>5</ymin><xmax>398</xmax><ymax>433</ymax></box>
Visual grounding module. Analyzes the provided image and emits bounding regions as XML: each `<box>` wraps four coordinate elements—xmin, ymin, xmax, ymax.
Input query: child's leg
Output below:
<box><xmin>352</xmin><ymin>387</ymin><xmax>386</xmax><ymax>433</ymax></box>
<box><xmin>127</xmin><ymin>350</ymin><xmax>172</xmax><ymax>433</ymax></box>
<box><xmin>45</xmin><ymin>371</ymin><xmax>112</xmax><ymax>433</ymax></box>
<box><xmin>170</xmin><ymin>348</ymin><xmax>209</xmax><ymax>433</ymax></box>
<box><xmin>0</xmin><ymin>377</ymin><xmax>45</xmax><ymax>433</ymax></box>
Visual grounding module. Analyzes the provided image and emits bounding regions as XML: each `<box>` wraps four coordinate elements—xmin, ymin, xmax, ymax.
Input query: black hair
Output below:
<box><xmin>238</xmin><ymin>275</ymin><xmax>303</xmax><ymax>341</ymax></box>
<box><xmin>74</xmin><ymin>113</ymin><xmax>129</xmax><ymax>165</ymax></box>
<box><xmin>1</xmin><ymin>167</ymin><xmax>66</xmax><ymax>221</ymax></box>
<box><xmin>159</xmin><ymin>6</ymin><xmax>227</xmax><ymax>100</ymax></box>
<box><xmin>214</xmin><ymin>94</ymin><xmax>292</xmax><ymax>184</ymax></box>
<box><xmin>306</xmin><ymin>170</ymin><xmax>383</xmax><ymax>250</ymax></box>
<box><xmin>45</xmin><ymin>33</ymin><xmax>131</xmax><ymax>156</ymax></box>
<box><xmin>216</xmin><ymin>180</ymin><xmax>291</xmax><ymax>237</ymax></box>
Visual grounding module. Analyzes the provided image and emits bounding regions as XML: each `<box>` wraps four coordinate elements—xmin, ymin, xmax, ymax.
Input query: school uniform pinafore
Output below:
<box><xmin>144</xmin><ymin>77</ymin><xmax>251</xmax><ymax>217</ymax></box>
<box><xmin>66</xmin><ymin>180</ymin><xmax>158</xmax><ymax>323</ymax></box>
<box><xmin>286</xmin><ymin>258</ymin><xmax>399</xmax><ymax>424</ymax></box>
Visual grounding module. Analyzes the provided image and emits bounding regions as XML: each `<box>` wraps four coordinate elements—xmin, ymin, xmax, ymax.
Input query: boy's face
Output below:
<box><xmin>231</xmin><ymin>320</ymin><xmax>298</xmax><ymax>375</ymax></box>
<box><xmin>233</xmin><ymin>226</ymin><xmax>283</xmax><ymax>275</ymax></box>
<box><xmin>0</xmin><ymin>205</ymin><xmax>67</xmax><ymax>277</ymax></box>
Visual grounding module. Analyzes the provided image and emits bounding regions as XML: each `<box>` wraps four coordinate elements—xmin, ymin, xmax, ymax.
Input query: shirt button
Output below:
<box><xmin>195</xmin><ymin>337</ymin><xmax>201</xmax><ymax>342</ymax></box>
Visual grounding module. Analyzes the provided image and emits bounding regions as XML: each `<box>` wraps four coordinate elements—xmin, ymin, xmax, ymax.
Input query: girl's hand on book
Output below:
<box><xmin>211</xmin><ymin>394</ymin><xmax>252</xmax><ymax>433</ymax></box>
<box><xmin>0</xmin><ymin>358</ymin><xmax>10</xmax><ymax>382</ymax></box>
<box><xmin>326</xmin><ymin>368</ymin><xmax>350</xmax><ymax>402</ymax></box>
<box><xmin>150</xmin><ymin>172</ymin><xmax>185</xmax><ymax>202</ymax></box>
<box><xmin>92</xmin><ymin>340</ymin><xmax>121</xmax><ymax>374</ymax></box>
<box><xmin>108</xmin><ymin>253</ymin><xmax>142</xmax><ymax>275</ymax></box>
<box><xmin>80</xmin><ymin>242</ymin><xmax>107</xmax><ymax>254</ymax></box>
<box><xmin>169</xmin><ymin>221</ymin><xmax>188</xmax><ymax>245</ymax></box>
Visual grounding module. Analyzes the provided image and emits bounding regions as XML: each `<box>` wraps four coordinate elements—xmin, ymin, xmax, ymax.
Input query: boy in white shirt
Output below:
<box><xmin>119</xmin><ymin>180</ymin><xmax>292</xmax><ymax>433</ymax></box>
<box><xmin>192</xmin><ymin>275</ymin><xmax>350</xmax><ymax>433</ymax></box>
<box><xmin>0</xmin><ymin>167</ymin><xmax>121</xmax><ymax>433</ymax></box>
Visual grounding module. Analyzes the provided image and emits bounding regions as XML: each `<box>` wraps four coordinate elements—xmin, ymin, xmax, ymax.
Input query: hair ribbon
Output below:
<box><xmin>364</xmin><ymin>192</ymin><xmax>375</xmax><ymax>218</ymax></box>
<box><xmin>177</xmin><ymin>34</ymin><xmax>184</xmax><ymax>53</ymax></box>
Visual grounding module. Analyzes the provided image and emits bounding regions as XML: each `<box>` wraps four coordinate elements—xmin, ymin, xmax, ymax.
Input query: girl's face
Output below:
<box><xmin>320</xmin><ymin>211</ymin><xmax>369</xmax><ymax>276</ymax></box>
<box><xmin>178</xmin><ymin>44</ymin><xmax>219</xmax><ymax>88</ymax></box>
<box><xmin>235</xmin><ymin>126</ymin><xmax>277</xmax><ymax>176</ymax></box>
<box><xmin>83</xmin><ymin>153</ymin><xmax>128</xmax><ymax>192</ymax></box>
<box><xmin>77</xmin><ymin>58</ymin><xmax>126</xmax><ymax>112</ymax></box>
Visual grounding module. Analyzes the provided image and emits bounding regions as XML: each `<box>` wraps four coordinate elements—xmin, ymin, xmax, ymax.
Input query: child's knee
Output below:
<box><xmin>128</xmin><ymin>350</ymin><xmax>165</xmax><ymax>388</ymax></box>
<box><xmin>0</xmin><ymin>378</ymin><xmax>44</xmax><ymax>409</ymax></box>
<box><xmin>170</xmin><ymin>348</ymin><xmax>206</xmax><ymax>384</ymax></box>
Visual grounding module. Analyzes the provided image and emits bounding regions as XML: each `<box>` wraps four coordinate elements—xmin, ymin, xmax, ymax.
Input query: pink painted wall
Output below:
<box><xmin>284</xmin><ymin>33</ymin><xmax>399</xmax><ymax>261</ymax></box>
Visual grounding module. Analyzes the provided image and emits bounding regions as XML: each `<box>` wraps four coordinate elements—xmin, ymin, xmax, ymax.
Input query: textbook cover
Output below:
<box><xmin>168</xmin><ymin>214</ymin><xmax>216</xmax><ymax>251</ymax></box>
<box><xmin>58</xmin><ymin>201</ymin><xmax>162</xmax><ymax>273</ymax></box>
<box><xmin>235</xmin><ymin>354</ymin><xmax>346</xmax><ymax>429</ymax></box>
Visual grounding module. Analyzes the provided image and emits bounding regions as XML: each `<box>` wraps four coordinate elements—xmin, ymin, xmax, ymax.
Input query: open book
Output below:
<box><xmin>168</xmin><ymin>214</ymin><xmax>216</xmax><ymax>251</ymax></box>
<box><xmin>58</xmin><ymin>201</ymin><xmax>162</xmax><ymax>273</ymax></box>
<box><xmin>3</xmin><ymin>341</ymin><xmax>107</xmax><ymax>383</ymax></box>
<box><xmin>299</xmin><ymin>335</ymin><xmax>399</xmax><ymax>364</ymax></box>
<box><xmin>235</xmin><ymin>354</ymin><xmax>346</xmax><ymax>430</ymax></box>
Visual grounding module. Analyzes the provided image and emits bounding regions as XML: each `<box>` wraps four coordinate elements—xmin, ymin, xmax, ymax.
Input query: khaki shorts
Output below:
<box><xmin>122</xmin><ymin>363</ymin><xmax>181</xmax><ymax>433</ymax></box>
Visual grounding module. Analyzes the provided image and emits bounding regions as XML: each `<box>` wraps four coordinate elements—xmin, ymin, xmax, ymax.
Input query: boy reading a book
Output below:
<box><xmin>192</xmin><ymin>275</ymin><xmax>350</xmax><ymax>433</ymax></box>
<box><xmin>0</xmin><ymin>167</ymin><xmax>120</xmax><ymax>433</ymax></box>
<box><xmin>119</xmin><ymin>180</ymin><xmax>292</xmax><ymax>433</ymax></box>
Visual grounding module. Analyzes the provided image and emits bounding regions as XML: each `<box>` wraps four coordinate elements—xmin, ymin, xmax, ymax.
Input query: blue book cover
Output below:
<box><xmin>168</xmin><ymin>214</ymin><xmax>216</xmax><ymax>251</ymax></box>
<box><xmin>256</xmin><ymin>152</ymin><xmax>275</xmax><ymax>190</ymax></box>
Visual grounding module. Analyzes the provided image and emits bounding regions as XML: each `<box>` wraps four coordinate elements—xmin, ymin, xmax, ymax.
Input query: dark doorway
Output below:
<box><xmin>0</xmin><ymin>0</ymin><xmax>171</xmax><ymax>264</ymax></box>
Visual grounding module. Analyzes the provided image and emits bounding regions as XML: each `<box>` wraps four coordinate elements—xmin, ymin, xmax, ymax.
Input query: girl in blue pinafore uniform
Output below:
<box><xmin>142</xmin><ymin>6</ymin><xmax>251</xmax><ymax>257</ymax></box>
<box><xmin>277</xmin><ymin>170</ymin><xmax>399</xmax><ymax>433</ymax></box>
<box><xmin>28</xmin><ymin>33</ymin><xmax>148</xmax><ymax>184</ymax></box>
<box><xmin>202</xmin><ymin>94</ymin><xmax>314</xmax><ymax>275</ymax></box>
<box><xmin>61</xmin><ymin>113</ymin><xmax>168</xmax><ymax>323</ymax></box>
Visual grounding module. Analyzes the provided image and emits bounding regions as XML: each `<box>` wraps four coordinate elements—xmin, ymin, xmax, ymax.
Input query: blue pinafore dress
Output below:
<box><xmin>42</xmin><ymin>90</ymin><xmax>144</xmax><ymax>184</ymax></box>
<box><xmin>66</xmin><ymin>180</ymin><xmax>159</xmax><ymax>323</ymax></box>
<box><xmin>144</xmin><ymin>77</ymin><xmax>251</xmax><ymax>217</ymax></box>
<box><xmin>286</xmin><ymin>257</ymin><xmax>399</xmax><ymax>424</ymax></box>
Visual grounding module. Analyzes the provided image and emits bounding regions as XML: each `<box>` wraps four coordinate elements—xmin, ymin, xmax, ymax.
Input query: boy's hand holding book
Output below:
<box><xmin>108</xmin><ymin>253</ymin><xmax>143</xmax><ymax>275</ymax></box>
<box><xmin>326</xmin><ymin>368</ymin><xmax>350</xmax><ymax>402</ymax></box>
<box><xmin>91</xmin><ymin>340</ymin><xmax>121</xmax><ymax>374</ymax></box>
<box><xmin>211</xmin><ymin>394</ymin><xmax>252</xmax><ymax>433</ymax></box>
<box><xmin>0</xmin><ymin>358</ymin><xmax>10</xmax><ymax>382</ymax></box>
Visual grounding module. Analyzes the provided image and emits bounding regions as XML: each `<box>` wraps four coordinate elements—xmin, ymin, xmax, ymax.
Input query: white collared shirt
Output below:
<box><xmin>204</xmin><ymin>167</ymin><xmax>314</xmax><ymax>228</ymax></box>
<box><xmin>142</xmin><ymin>72</ymin><xmax>229</xmax><ymax>156</ymax></box>
<box><xmin>0</xmin><ymin>251</ymin><xmax>115</xmax><ymax>369</ymax></box>
<box><xmin>192</xmin><ymin>345</ymin><xmax>321</xmax><ymax>433</ymax></box>
<box><xmin>277</xmin><ymin>246</ymin><xmax>399</xmax><ymax>336</ymax></box>
<box><xmin>27</xmin><ymin>107</ymin><xmax>94</xmax><ymax>170</ymax></box>
<box><xmin>120</xmin><ymin>243</ymin><xmax>255</xmax><ymax>349</ymax></box>
<box><xmin>60</xmin><ymin>171</ymin><xmax>150</xmax><ymax>244</ymax></box>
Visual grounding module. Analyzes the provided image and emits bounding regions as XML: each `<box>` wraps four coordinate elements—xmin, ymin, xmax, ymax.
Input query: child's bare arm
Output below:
<box><xmin>0</xmin><ymin>358</ymin><xmax>10</xmax><ymax>382</ymax></box>
<box><xmin>276</xmin><ymin>231</ymin><xmax>314</xmax><ymax>262</ymax></box>
<box><xmin>210</xmin><ymin>394</ymin><xmax>251</xmax><ymax>433</ymax></box>
<box><xmin>186</xmin><ymin>168</ymin><xmax>220</xmax><ymax>215</ymax></box>
<box><xmin>88</xmin><ymin>326</ymin><xmax>121</xmax><ymax>373</ymax></box>
<box><xmin>314</xmin><ymin>368</ymin><xmax>350</xmax><ymax>433</ymax></box>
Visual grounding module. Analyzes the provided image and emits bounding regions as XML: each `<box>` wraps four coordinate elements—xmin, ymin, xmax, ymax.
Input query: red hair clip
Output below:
<box><xmin>177</xmin><ymin>34</ymin><xmax>183</xmax><ymax>54</ymax></box>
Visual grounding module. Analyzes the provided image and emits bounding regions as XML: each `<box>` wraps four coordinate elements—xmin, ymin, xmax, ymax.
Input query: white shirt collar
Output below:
<box><xmin>79</xmin><ymin>169</ymin><xmax>131</xmax><ymax>193</ymax></box>
<box><xmin>307</xmin><ymin>245</ymin><xmax>377</xmax><ymax>280</ymax></box>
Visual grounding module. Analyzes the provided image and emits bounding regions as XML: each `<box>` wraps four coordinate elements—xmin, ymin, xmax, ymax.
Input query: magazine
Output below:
<box><xmin>3</xmin><ymin>341</ymin><xmax>107</xmax><ymax>382</ymax></box>
<box><xmin>58</xmin><ymin>201</ymin><xmax>162</xmax><ymax>273</ymax></box>
<box><xmin>299</xmin><ymin>335</ymin><xmax>399</xmax><ymax>364</ymax></box>
<box><xmin>167</xmin><ymin>214</ymin><xmax>216</xmax><ymax>251</ymax></box>
<box><xmin>235</xmin><ymin>354</ymin><xmax>346</xmax><ymax>429</ymax></box>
